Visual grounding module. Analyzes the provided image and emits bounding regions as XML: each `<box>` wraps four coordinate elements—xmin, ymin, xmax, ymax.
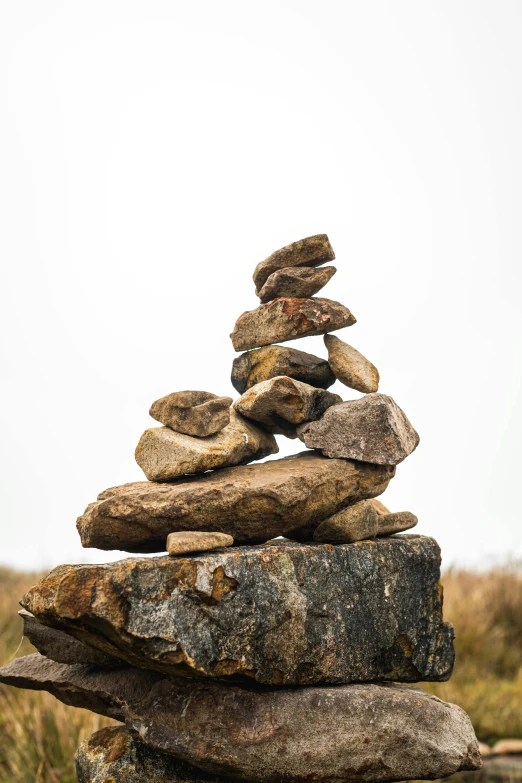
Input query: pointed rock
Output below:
<box><xmin>231</xmin><ymin>344</ymin><xmax>335</xmax><ymax>394</ymax></box>
<box><xmin>313</xmin><ymin>499</ymin><xmax>379</xmax><ymax>543</ymax></box>
<box><xmin>150</xmin><ymin>391</ymin><xmax>232</xmax><ymax>437</ymax></box>
<box><xmin>324</xmin><ymin>333</ymin><xmax>379</xmax><ymax>393</ymax></box>
<box><xmin>258</xmin><ymin>265</ymin><xmax>336</xmax><ymax>303</ymax></box>
<box><xmin>379</xmin><ymin>511</ymin><xmax>418</xmax><ymax>536</ymax></box>
<box><xmin>253</xmin><ymin>234</ymin><xmax>335</xmax><ymax>295</ymax></box>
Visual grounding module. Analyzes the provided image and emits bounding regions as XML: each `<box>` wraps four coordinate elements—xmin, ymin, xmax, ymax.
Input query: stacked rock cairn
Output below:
<box><xmin>0</xmin><ymin>234</ymin><xmax>483</xmax><ymax>783</ymax></box>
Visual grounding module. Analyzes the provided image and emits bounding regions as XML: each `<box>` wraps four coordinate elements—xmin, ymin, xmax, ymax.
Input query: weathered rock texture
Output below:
<box><xmin>313</xmin><ymin>500</ymin><xmax>379</xmax><ymax>543</ymax></box>
<box><xmin>379</xmin><ymin>511</ymin><xmax>418</xmax><ymax>536</ymax></box>
<box><xmin>298</xmin><ymin>393</ymin><xmax>420</xmax><ymax>465</ymax></box>
<box><xmin>233</xmin><ymin>375</ymin><xmax>341</xmax><ymax>437</ymax></box>
<box><xmin>21</xmin><ymin>536</ymin><xmax>454</xmax><ymax>685</ymax></box>
<box><xmin>150</xmin><ymin>391</ymin><xmax>232</xmax><ymax>437</ymax></box>
<box><xmin>253</xmin><ymin>234</ymin><xmax>335</xmax><ymax>295</ymax></box>
<box><xmin>231</xmin><ymin>345</ymin><xmax>335</xmax><ymax>393</ymax></box>
<box><xmin>258</xmin><ymin>266</ymin><xmax>336</xmax><ymax>303</ymax></box>
<box><xmin>135</xmin><ymin>410</ymin><xmax>277</xmax><ymax>481</ymax></box>
<box><xmin>324</xmin><ymin>333</ymin><xmax>379</xmax><ymax>393</ymax></box>
<box><xmin>77</xmin><ymin>451</ymin><xmax>394</xmax><ymax>552</ymax></box>
<box><xmin>0</xmin><ymin>654</ymin><xmax>481</xmax><ymax>783</ymax></box>
<box><xmin>167</xmin><ymin>531</ymin><xmax>234</xmax><ymax>556</ymax></box>
<box><xmin>230</xmin><ymin>297</ymin><xmax>356</xmax><ymax>352</ymax></box>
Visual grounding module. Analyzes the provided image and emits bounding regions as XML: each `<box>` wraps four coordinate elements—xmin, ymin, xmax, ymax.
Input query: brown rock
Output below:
<box><xmin>492</xmin><ymin>739</ymin><xmax>522</xmax><ymax>755</ymax></box>
<box><xmin>478</xmin><ymin>742</ymin><xmax>492</xmax><ymax>757</ymax></box>
<box><xmin>378</xmin><ymin>511</ymin><xmax>418</xmax><ymax>536</ymax></box>
<box><xmin>313</xmin><ymin>500</ymin><xmax>379</xmax><ymax>543</ymax></box>
<box><xmin>135</xmin><ymin>409</ymin><xmax>277</xmax><ymax>481</ymax></box>
<box><xmin>253</xmin><ymin>234</ymin><xmax>335</xmax><ymax>295</ymax></box>
<box><xmin>298</xmin><ymin>393</ymin><xmax>420</xmax><ymax>465</ymax></box>
<box><xmin>258</xmin><ymin>266</ymin><xmax>336</xmax><ymax>303</ymax></box>
<box><xmin>231</xmin><ymin>297</ymin><xmax>356</xmax><ymax>352</ymax></box>
<box><xmin>324</xmin><ymin>333</ymin><xmax>379</xmax><ymax>393</ymax></box>
<box><xmin>233</xmin><ymin>376</ymin><xmax>341</xmax><ymax>437</ymax></box>
<box><xmin>77</xmin><ymin>451</ymin><xmax>395</xmax><ymax>552</ymax></box>
<box><xmin>370</xmin><ymin>497</ymin><xmax>391</xmax><ymax>514</ymax></box>
<box><xmin>150</xmin><ymin>391</ymin><xmax>232</xmax><ymax>437</ymax></box>
<box><xmin>231</xmin><ymin>345</ymin><xmax>335</xmax><ymax>394</ymax></box>
<box><xmin>167</xmin><ymin>531</ymin><xmax>234</xmax><ymax>556</ymax></box>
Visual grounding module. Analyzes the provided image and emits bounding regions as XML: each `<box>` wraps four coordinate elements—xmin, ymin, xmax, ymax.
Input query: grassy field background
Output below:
<box><xmin>0</xmin><ymin>562</ymin><xmax>521</xmax><ymax>782</ymax></box>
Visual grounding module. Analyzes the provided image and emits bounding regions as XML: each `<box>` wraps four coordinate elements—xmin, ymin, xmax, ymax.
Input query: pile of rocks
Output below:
<box><xmin>0</xmin><ymin>234</ymin><xmax>482</xmax><ymax>783</ymax></box>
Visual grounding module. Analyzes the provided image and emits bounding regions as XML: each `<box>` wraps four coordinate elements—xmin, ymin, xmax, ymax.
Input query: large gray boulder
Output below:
<box><xmin>253</xmin><ymin>233</ymin><xmax>335</xmax><ymax>295</ymax></box>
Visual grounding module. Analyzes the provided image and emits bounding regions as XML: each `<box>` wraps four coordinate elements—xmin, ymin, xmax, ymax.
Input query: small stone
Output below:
<box><xmin>378</xmin><ymin>511</ymin><xmax>418</xmax><ymax>536</ymax></box>
<box><xmin>231</xmin><ymin>297</ymin><xmax>356</xmax><ymax>352</ymax></box>
<box><xmin>167</xmin><ymin>531</ymin><xmax>234</xmax><ymax>556</ymax></box>
<box><xmin>231</xmin><ymin>345</ymin><xmax>335</xmax><ymax>394</ymax></box>
<box><xmin>150</xmin><ymin>391</ymin><xmax>232</xmax><ymax>437</ymax></box>
<box><xmin>313</xmin><ymin>500</ymin><xmax>379</xmax><ymax>543</ymax></box>
<box><xmin>478</xmin><ymin>742</ymin><xmax>492</xmax><ymax>757</ymax></box>
<box><xmin>135</xmin><ymin>409</ymin><xmax>277</xmax><ymax>481</ymax></box>
<box><xmin>258</xmin><ymin>266</ymin><xmax>336</xmax><ymax>303</ymax></box>
<box><xmin>492</xmin><ymin>739</ymin><xmax>522</xmax><ymax>755</ymax></box>
<box><xmin>298</xmin><ymin>393</ymin><xmax>420</xmax><ymax>465</ymax></box>
<box><xmin>324</xmin><ymin>333</ymin><xmax>379</xmax><ymax>393</ymax></box>
<box><xmin>233</xmin><ymin>376</ymin><xmax>341</xmax><ymax>437</ymax></box>
<box><xmin>253</xmin><ymin>234</ymin><xmax>335</xmax><ymax>295</ymax></box>
<box><xmin>370</xmin><ymin>497</ymin><xmax>391</xmax><ymax>514</ymax></box>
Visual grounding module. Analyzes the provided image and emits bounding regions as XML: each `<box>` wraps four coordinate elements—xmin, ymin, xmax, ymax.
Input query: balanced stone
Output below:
<box><xmin>231</xmin><ymin>344</ymin><xmax>335</xmax><ymax>393</ymax></box>
<box><xmin>150</xmin><ymin>391</ymin><xmax>232</xmax><ymax>437</ymax></box>
<box><xmin>258</xmin><ymin>265</ymin><xmax>336</xmax><ymax>303</ymax></box>
<box><xmin>135</xmin><ymin>409</ymin><xmax>277</xmax><ymax>481</ymax></box>
<box><xmin>313</xmin><ymin>499</ymin><xmax>379</xmax><ymax>543</ymax></box>
<box><xmin>20</xmin><ymin>536</ymin><xmax>454</xmax><ymax>685</ymax></box>
<box><xmin>0</xmin><ymin>654</ymin><xmax>481</xmax><ymax>783</ymax></box>
<box><xmin>324</xmin><ymin>333</ymin><xmax>379</xmax><ymax>393</ymax></box>
<box><xmin>379</xmin><ymin>511</ymin><xmax>418</xmax><ymax>536</ymax></box>
<box><xmin>77</xmin><ymin>451</ymin><xmax>394</xmax><ymax>552</ymax></box>
<box><xmin>167</xmin><ymin>531</ymin><xmax>234</xmax><ymax>556</ymax></box>
<box><xmin>230</xmin><ymin>297</ymin><xmax>356</xmax><ymax>352</ymax></box>
<box><xmin>253</xmin><ymin>233</ymin><xmax>335</xmax><ymax>295</ymax></box>
<box><xmin>233</xmin><ymin>375</ymin><xmax>341</xmax><ymax>437</ymax></box>
<box><xmin>298</xmin><ymin>393</ymin><xmax>420</xmax><ymax>465</ymax></box>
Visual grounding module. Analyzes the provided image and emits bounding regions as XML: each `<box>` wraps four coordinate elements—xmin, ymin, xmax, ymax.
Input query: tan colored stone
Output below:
<box><xmin>258</xmin><ymin>265</ymin><xmax>336</xmax><ymax>303</ymax></box>
<box><xmin>492</xmin><ymin>739</ymin><xmax>522</xmax><ymax>755</ymax></box>
<box><xmin>150</xmin><ymin>391</ymin><xmax>232</xmax><ymax>437</ymax></box>
<box><xmin>253</xmin><ymin>234</ymin><xmax>335</xmax><ymax>295</ymax></box>
<box><xmin>313</xmin><ymin>500</ymin><xmax>379</xmax><ymax>543</ymax></box>
<box><xmin>324</xmin><ymin>333</ymin><xmax>379</xmax><ymax>393</ymax></box>
<box><xmin>378</xmin><ymin>511</ymin><xmax>418</xmax><ymax>536</ymax></box>
<box><xmin>370</xmin><ymin>497</ymin><xmax>391</xmax><ymax>515</ymax></box>
<box><xmin>135</xmin><ymin>409</ymin><xmax>277</xmax><ymax>481</ymax></box>
<box><xmin>231</xmin><ymin>297</ymin><xmax>356</xmax><ymax>352</ymax></box>
<box><xmin>478</xmin><ymin>742</ymin><xmax>492</xmax><ymax>757</ymax></box>
<box><xmin>231</xmin><ymin>344</ymin><xmax>335</xmax><ymax>393</ymax></box>
<box><xmin>166</xmin><ymin>531</ymin><xmax>234</xmax><ymax>556</ymax></box>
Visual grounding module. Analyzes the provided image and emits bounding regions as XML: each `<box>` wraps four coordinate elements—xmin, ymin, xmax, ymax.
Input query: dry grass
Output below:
<box><xmin>0</xmin><ymin>563</ymin><xmax>521</xmax><ymax>781</ymax></box>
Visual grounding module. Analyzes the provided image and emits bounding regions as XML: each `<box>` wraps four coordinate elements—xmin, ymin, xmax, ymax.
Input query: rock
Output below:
<box><xmin>135</xmin><ymin>409</ymin><xmax>278</xmax><ymax>482</ymax></box>
<box><xmin>77</xmin><ymin>451</ymin><xmax>394</xmax><ymax>552</ymax></box>
<box><xmin>478</xmin><ymin>742</ymin><xmax>492</xmax><ymax>757</ymax></box>
<box><xmin>253</xmin><ymin>234</ymin><xmax>335</xmax><ymax>295</ymax></box>
<box><xmin>231</xmin><ymin>345</ymin><xmax>335</xmax><ymax>394</ymax></box>
<box><xmin>230</xmin><ymin>297</ymin><xmax>356</xmax><ymax>352</ymax></box>
<box><xmin>150</xmin><ymin>391</ymin><xmax>232</xmax><ymax>437</ymax></box>
<box><xmin>0</xmin><ymin>654</ymin><xmax>481</xmax><ymax>783</ymax></box>
<box><xmin>298</xmin><ymin>393</ymin><xmax>420</xmax><ymax>465</ymax></box>
<box><xmin>258</xmin><ymin>266</ymin><xmax>336</xmax><ymax>303</ymax></box>
<box><xmin>324</xmin><ymin>333</ymin><xmax>379</xmax><ymax>393</ymax></box>
<box><xmin>370</xmin><ymin>497</ymin><xmax>391</xmax><ymax>514</ymax></box>
<box><xmin>21</xmin><ymin>536</ymin><xmax>454</xmax><ymax>685</ymax></box>
<box><xmin>492</xmin><ymin>739</ymin><xmax>522</xmax><ymax>755</ymax></box>
<box><xmin>167</xmin><ymin>531</ymin><xmax>234</xmax><ymax>556</ymax></box>
<box><xmin>313</xmin><ymin>500</ymin><xmax>379</xmax><ymax>543</ymax></box>
<box><xmin>378</xmin><ymin>511</ymin><xmax>418</xmax><ymax>536</ymax></box>
<box><xmin>233</xmin><ymin>376</ymin><xmax>341</xmax><ymax>437</ymax></box>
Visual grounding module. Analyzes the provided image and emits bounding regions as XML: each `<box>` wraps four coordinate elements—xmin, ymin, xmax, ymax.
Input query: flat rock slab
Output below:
<box><xmin>21</xmin><ymin>536</ymin><xmax>454</xmax><ymax>685</ymax></box>
<box><xmin>230</xmin><ymin>297</ymin><xmax>356</xmax><ymax>352</ymax></box>
<box><xmin>135</xmin><ymin>410</ymin><xmax>278</xmax><ymax>481</ymax></box>
<box><xmin>231</xmin><ymin>344</ymin><xmax>335</xmax><ymax>394</ymax></box>
<box><xmin>167</xmin><ymin>531</ymin><xmax>234</xmax><ymax>556</ymax></box>
<box><xmin>298</xmin><ymin>393</ymin><xmax>420</xmax><ymax>465</ymax></box>
<box><xmin>77</xmin><ymin>451</ymin><xmax>394</xmax><ymax>552</ymax></box>
<box><xmin>0</xmin><ymin>654</ymin><xmax>481</xmax><ymax>783</ymax></box>
<box><xmin>150</xmin><ymin>391</ymin><xmax>232</xmax><ymax>437</ymax></box>
<box><xmin>253</xmin><ymin>234</ymin><xmax>335</xmax><ymax>295</ymax></box>
<box><xmin>233</xmin><ymin>375</ymin><xmax>341</xmax><ymax>437</ymax></box>
<box><xmin>258</xmin><ymin>265</ymin><xmax>336</xmax><ymax>302</ymax></box>
<box><xmin>324</xmin><ymin>333</ymin><xmax>379</xmax><ymax>393</ymax></box>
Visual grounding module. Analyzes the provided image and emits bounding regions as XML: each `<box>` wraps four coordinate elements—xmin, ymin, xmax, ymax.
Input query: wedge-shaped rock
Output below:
<box><xmin>0</xmin><ymin>654</ymin><xmax>481</xmax><ymax>783</ymax></box>
<box><xmin>77</xmin><ymin>451</ymin><xmax>394</xmax><ymax>552</ymax></box>
<box><xmin>298</xmin><ymin>393</ymin><xmax>420</xmax><ymax>465</ymax></box>
<box><xmin>253</xmin><ymin>233</ymin><xmax>335</xmax><ymax>295</ymax></box>
<box><xmin>324</xmin><ymin>333</ymin><xmax>379</xmax><ymax>393</ymax></box>
<box><xmin>231</xmin><ymin>344</ymin><xmax>335</xmax><ymax>393</ymax></box>
<box><xmin>233</xmin><ymin>376</ymin><xmax>341</xmax><ymax>437</ymax></box>
<box><xmin>135</xmin><ymin>410</ymin><xmax>277</xmax><ymax>481</ymax></box>
<box><xmin>313</xmin><ymin>499</ymin><xmax>379</xmax><ymax>543</ymax></box>
<box><xmin>21</xmin><ymin>536</ymin><xmax>454</xmax><ymax>685</ymax></box>
<box><xmin>258</xmin><ymin>265</ymin><xmax>336</xmax><ymax>302</ymax></box>
<box><xmin>231</xmin><ymin>297</ymin><xmax>356</xmax><ymax>352</ymax></box>
<box><xmin>379</xmin><ymin>510</ymin><xmax>418</xmax><ymax>536</ymax></box>
<box><xmin>167</xmin><ymin>531</ymin><xmax>234</xmax><ymax>556</ymax></box>
<box><xmin>150</xmin><ymin>391</ymin><xmax>232</xmax><ymax>437</ymax></box>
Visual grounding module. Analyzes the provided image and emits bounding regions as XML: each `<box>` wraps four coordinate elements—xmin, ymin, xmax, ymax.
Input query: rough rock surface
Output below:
<box><xmin>0</xmin><ymin>654</ymin><xmax>481</xmax><ymax>783</ymax></box>
<box><xmin>77</xmin><ymin>451</ymin><xmax>394</xmax><ymax>552</ymax></box>
<box><xmin>313</xmin><ymin>500</ymin><xmax>379</xmax><ymax>543</ymax></box>
<box><xmin>167</xmin><ymin>531</ymin><xmax>234</xmax><ymax>556</ymax></box>
<box><xmin>231</xmin><ymin>344</ymin><xmax>335</xmax><ymax>393</ymax></box>
<box><xmin>258</xmin><ymin>265</ymin><xmax>336</xmax><ymax>303</ymax></box>
<box><xmin>233</xmin><ymin>375</ymin><xmax>341</xmax><ymax>437</ymax></box>
<box><xmin>150</xmin><ymin>391</ymin><xmax>232</xmax><ymax>437</ymax></box>
<box><xmin>253</xmin><ymin>234</ymin><xmax>335</xmax><ymax>295</ymax></box>
<box><xmin>135</xmin><ymin>410</ymin><xmax>277</xmax><ymax>481</ymax></box>
<box><xmin>370</xmin><ymin>498</ymin><xmax>391</xmax><ymax>514</ymax></box>
<box><xmin>298</xmin><ymin>393</ymin><xmax>420</xmax><ymax>465</ymax></box>
<box><xmin>324</xmin><ymin>333</ymin><xmax>380</xmax><ymax>393</ymax></box>
<box><xmin>230</xmin><ymin>297</ymin><xmax>356</xmax><ymax>352</ymax></box>
<box><xmin>379</xmin><ymin>511</ymin><xmax>418</xmax><ymax>536</ymax></box>
<box><xmin>21</xmin><ymin>536</ymin><xmax>454</xmax><ymax>685</ymax></box>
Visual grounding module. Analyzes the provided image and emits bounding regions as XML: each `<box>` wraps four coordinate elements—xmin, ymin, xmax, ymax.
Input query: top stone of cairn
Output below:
<box><xmin>253</xmin><ymin>234</ymin><xmax>335</xmax><ymax>295</ymax></box>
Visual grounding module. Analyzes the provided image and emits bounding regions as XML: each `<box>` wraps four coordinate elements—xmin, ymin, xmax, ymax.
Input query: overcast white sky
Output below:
<box><xmin>1</xmin><ymin>1</ymin><xmax>521</xmax><ymax>571</ymax></box>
